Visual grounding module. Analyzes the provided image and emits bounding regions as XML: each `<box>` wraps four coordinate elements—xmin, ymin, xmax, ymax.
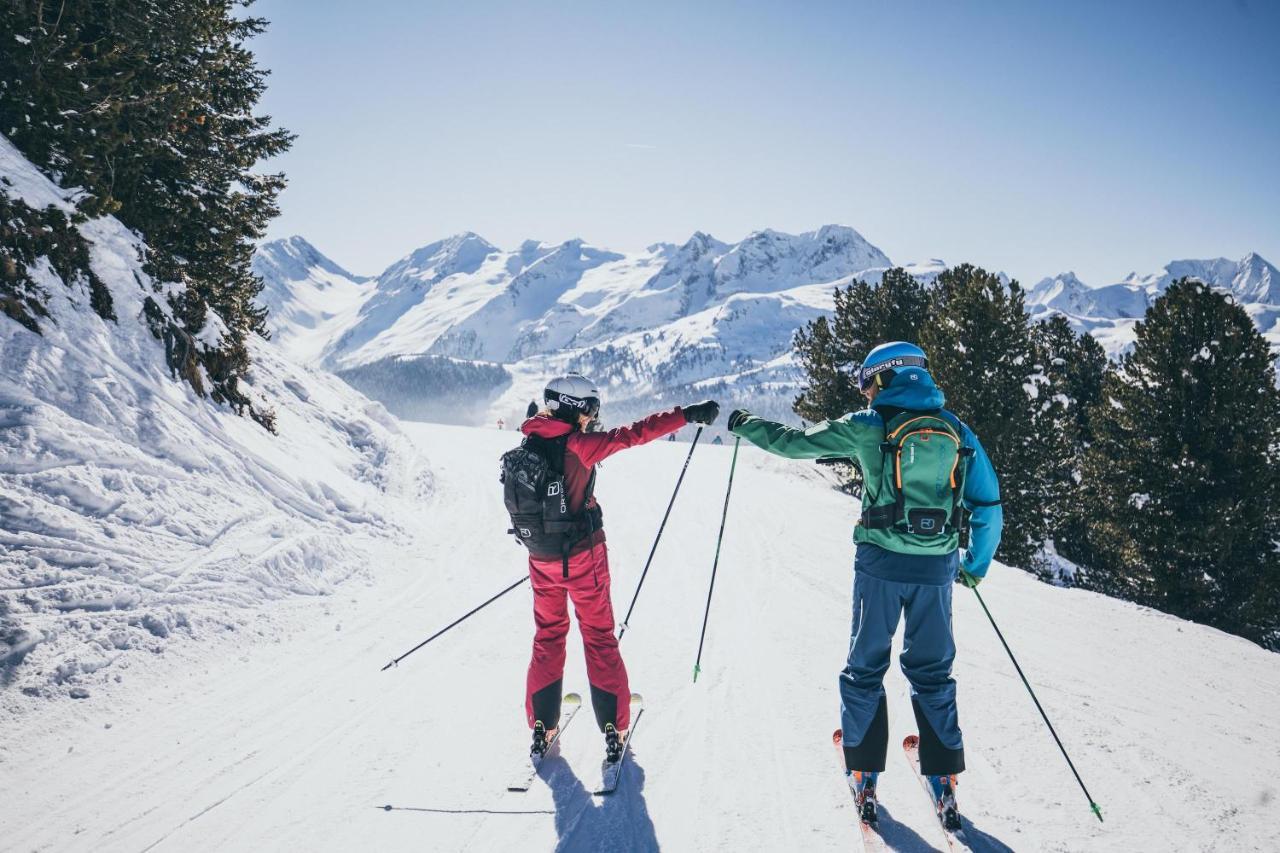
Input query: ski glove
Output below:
<box><xmin>727</xmin><ymin>409</ymin><xmax>751</xmax><ymax>431</ymax></box>
<box><xmin>957</xmin><ymin>568</ymin><xmax>983</xmax><ymax>588</ymax></box>
<box><xmin>683</xmin><ymin>400</ymin><xmax>721</xmax><ymax>425</ymax></box>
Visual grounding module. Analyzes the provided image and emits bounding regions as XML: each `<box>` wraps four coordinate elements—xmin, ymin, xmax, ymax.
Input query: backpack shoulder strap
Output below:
<box><xmin>935</xmin><ymin>409</ymin><xmax>978</xmax><ymax>529</ymax></box>
<box><xmin>885</xmin><ymin>408</ymin><xmax>958</xmax><ymax>438</ymax></box>
<box><xmin>935</xmin><ymin>408</ymin><xmax>963</xmax><ymax>435</ymax></box>
<box><xmin>935</xmin><ymin>410</ymin><xmax>975</xmax><ymax>455</ymax></box>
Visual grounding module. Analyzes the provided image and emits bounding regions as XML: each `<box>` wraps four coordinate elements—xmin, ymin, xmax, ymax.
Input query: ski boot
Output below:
<box><xmin>927</xmin><ymin>774</ymin><xmax>962</xmax><ymax>831</ymax></box>
<box><xmin>531</xmin><ymin>720</ymin><xmax>557</xmax><ymax>758</ymax></box>
<box><xmin>846</xmin><ymin>770</ymin><xmax>879</xmax><ymax>825</ymax></box>
<box><xmin>603</xmin><ymin>723</ymin><xmax>624</xmax><ymax>764</ymax></box>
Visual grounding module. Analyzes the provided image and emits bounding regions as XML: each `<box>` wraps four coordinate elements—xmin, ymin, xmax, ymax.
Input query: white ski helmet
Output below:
<box><xmin>544</xmin><ymin>373</ymin><xmax>601</xmax><ymax>422</ymax></box>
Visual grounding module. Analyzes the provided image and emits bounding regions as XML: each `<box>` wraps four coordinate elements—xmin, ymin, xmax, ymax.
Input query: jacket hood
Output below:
<box><xmin>522</xmin><ymin>414</ymin><xmax>574</xmax><ymax>438</ymax></box>
<box><xmin>871</xmin><ymin>366</ymin><xmax>946</xmax><ymax>411</ymax></box>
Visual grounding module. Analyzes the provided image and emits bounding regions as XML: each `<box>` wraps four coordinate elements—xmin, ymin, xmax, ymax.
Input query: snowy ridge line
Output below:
<box><xmin>258</xmin><ymin>229</ymin><xmax>1279</xmax><ymax>429</ymax></box>
<box><xmin>254</xmin><ymin>226</ymin><xmax>897</xmax><ymax>427</ymax></box>
<box><xmin>1027</xmin><ymin>254</ymin><xmax>1280</xmax><ymax>359</ymax></box>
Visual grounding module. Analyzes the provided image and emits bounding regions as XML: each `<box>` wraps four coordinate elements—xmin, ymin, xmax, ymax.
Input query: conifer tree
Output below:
<box><xmin>0</xmin><ymin>0</ymin><xmax>292</xmax><ymax>428</ymax></box>
<box><xmin>1031</xmin><ymin>315</ymin><xmax>1107</xmax><ymax>552</ymax></box>
<box><xmin>792</xmin><ymin>314</ymin><xmax>856</xmax><ymax>424</ymax></box>
<box><xmin>1034</xmin><ymin>316</ymin><xmax>1107</xmax><ymax>444</ymax></box>
<box><xmin>793</xmin><ymin>267</ymin><xmax>929</xmax><ymax>422</ymax></box>
<box><xmin>920</xmin><ymin>264</ymin><xmax>1048</xmax><ymax>567</ymax></box>
<box><xmin>1078</xmin><ymin>278</ymin><xmax>1280</xmax><ymax>649</ymax></box>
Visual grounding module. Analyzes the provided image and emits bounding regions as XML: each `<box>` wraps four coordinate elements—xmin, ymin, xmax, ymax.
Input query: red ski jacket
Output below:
<box><xmin>520</xmin><ymin>408</ymin><xmax>687</xmax><ymax>554</ymax></box>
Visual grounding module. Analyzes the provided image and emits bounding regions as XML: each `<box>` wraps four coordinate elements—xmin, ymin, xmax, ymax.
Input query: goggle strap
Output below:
<box><xmin>859</xmin><ymin>355</ymin><xmax>928</xmax><ymax>389</ymax></box>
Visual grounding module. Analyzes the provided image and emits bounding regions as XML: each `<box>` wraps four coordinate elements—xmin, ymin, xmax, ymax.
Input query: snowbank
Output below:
<box><xmin>0</xmin><ymin>135</ymin><xmax>431</xmax><ymax>707</ymax></box>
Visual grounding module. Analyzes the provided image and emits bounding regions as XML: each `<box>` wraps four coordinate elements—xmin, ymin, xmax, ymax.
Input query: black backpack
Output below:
<box><xmin>500</xmin><ymin>434</ymin><xmax>601</xmax><ymax>576</ymax></box>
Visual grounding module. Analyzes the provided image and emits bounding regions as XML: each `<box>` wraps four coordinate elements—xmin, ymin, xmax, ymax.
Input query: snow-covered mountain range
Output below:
<box><xmin>254</xmin><ymin>231</ymin><xmax>1280</xmax><ymax>428</ymax></box>
<box><xmin>1027</xmin><ymin>253</ymin><xmax>1280</xmax><ymax>357</ymax></box>
<box><xmin>254</xmin><ymin>226</ymin><xmax>895</xmax><ymax>426</ymax></box>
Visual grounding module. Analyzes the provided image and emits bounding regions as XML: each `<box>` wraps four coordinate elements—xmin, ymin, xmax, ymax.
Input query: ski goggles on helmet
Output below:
<box><xmin>547</xmin><ymin>391</ymin><xmax>601</xmax><ymax>419</ymax></box>
<box><xmin>857</xmin><ymin>355</ymin><xmax>929</xmax><ymax>391</ymax></box>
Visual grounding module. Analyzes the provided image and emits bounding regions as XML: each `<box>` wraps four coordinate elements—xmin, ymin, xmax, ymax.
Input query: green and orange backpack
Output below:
<box><xmin>861</xmin><ymin>410</ymin><xmax>974</xmax><ymax>538</ymax></box>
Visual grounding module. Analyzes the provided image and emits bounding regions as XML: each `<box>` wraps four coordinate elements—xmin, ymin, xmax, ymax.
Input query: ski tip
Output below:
<box><xmin>902</xmin><ymin>734</ymin><xmax>920</xmax><ymax>749</ymax></box>
<box><xmin>832</xmin><ymin>729</ymin><xmax>844</xmax><ymax>745</ymax></box>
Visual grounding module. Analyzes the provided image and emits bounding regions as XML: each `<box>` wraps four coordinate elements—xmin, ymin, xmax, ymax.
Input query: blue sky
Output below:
<box><xmin>252</xmin><ymin>0</ymin><xmax>1279</xmax><ymax>286</ymax></box>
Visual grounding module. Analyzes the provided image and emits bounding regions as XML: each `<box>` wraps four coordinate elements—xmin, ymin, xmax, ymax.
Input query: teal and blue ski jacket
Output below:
<box><xmin>730</xmin><ymin>368</ymin><xmax>1003</xmax><ymax>581</ymax></box>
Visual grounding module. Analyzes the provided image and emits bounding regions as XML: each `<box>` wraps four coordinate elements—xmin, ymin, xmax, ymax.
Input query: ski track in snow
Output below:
<box><xmin>3</xmin><ymin>424</ymin><xmax>1280</xmax><ymax>852</ymax></box>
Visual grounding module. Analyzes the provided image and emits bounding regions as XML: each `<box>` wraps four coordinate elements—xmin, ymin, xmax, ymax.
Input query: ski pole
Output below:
<box><xmin>970</xmin><ymin>585</ymin><xmax>1104</xmax><ymax>823</ymax></box>
<box><xmin>381</xmin><ymin>575</ymin><xmax>528</xmax><ymax>671</ymax></box>
<box><xmin>617</xmin><ymin>426</ymin><xmax>703</xmax><ymax>640</ymax></box>
<box><xmin>693</xmin><ymin>436</ymin><xmax>740</xmax><ymax>682</ymax></box>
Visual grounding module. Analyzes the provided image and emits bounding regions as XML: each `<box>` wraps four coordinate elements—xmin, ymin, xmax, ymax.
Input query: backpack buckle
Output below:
<box><xmin>861</xmin><ymin>505</ymin><xmax>897</xmax><ymax>529</ymax></box>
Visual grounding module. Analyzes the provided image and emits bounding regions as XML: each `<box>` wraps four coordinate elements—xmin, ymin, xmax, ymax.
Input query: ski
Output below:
<box><xmin>832</xmin><ymin>729</ymin><xmax>889</xmax><ymax>851</ymax></box>
<box><xmin>593</xmin><ymin>693</ymin><xmax>644</xmax><ymax>795</ymax></box>
<box><xmin>506</xmin><ymin>692</ymin><xmax>582</xmax><ymax>792</ymax></box>
<box><xmin>901</xmin><ymin>734</ymin><xmax>963</xmax><ymax>850</ymax></box>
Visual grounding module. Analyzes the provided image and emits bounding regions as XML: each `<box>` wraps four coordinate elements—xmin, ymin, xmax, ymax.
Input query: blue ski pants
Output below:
<box><xmin>840</xmin><ymin>549</ymin><xmax>962</xmax><ymax>756</ymax></box>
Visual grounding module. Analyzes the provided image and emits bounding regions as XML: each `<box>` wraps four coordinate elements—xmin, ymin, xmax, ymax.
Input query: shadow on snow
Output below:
<box><xmin>872</xmin><ymin>804</ymin><xmax>948</xmax><ymax>852</ymax></box>
<box><xmin>542</xmin><ymin>753</ymin><xmax>658</xmax><ymax>853</ymax></box>
<box><xmin>378</xmin><ymin>755</ymin><xmax>1012</xmax><ymax>852</ymax></box>
<box><xmin>956</xmin><ymin>813</ymin><xmax>1015</xmax><ymax>853</ymax></box>
<box><xmin>871</xmin><ymin>804</ymin><xmax>1015</xmax><ymax>853</ymax></box>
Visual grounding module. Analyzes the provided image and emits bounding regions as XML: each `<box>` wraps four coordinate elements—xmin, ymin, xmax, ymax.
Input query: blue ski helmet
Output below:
<box><xmin>857</xmin><ymin>341</ymin><xmax>929</xmax><ymax>391</ymax></box>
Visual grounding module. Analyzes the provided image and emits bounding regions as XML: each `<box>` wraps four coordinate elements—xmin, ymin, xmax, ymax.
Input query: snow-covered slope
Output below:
<box><xmin>4</xmin><ymin>422</ymin><xmax>1278</xmax><ymax>852</ymax></box>
<box><xmin>0</xmin><ymin>136</ymin><xmax>431</xmax><ymax>705</ymax></box>
<box><xmin>323</xmin><ymin>232</ymin><xmax>510</xmax><ymax>366</ymax></box>
<box><xmin>252</xmin><ymin>236</ymin><xmax>372</xmax><ymax>364</ymax></box>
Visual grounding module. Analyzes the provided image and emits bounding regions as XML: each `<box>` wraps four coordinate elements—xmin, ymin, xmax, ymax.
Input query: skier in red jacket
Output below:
<box><xmin>519</xmin><ymin>373</ymin><xmax>719</xmax><ymax>759</ymax></box>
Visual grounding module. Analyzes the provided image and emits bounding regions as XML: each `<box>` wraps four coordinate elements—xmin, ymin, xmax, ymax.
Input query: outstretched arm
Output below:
<box><xmin>729</xmin><ymin>410</ymin><xmax>865</xmax><ymax>460</ymax></box>
<box><xmin>572</xmin><ymin>408</ymin><xmax>689</xmax><ymax>467</ymax></box>
<box><xmin>960</xmin><ymin>429</ymin><xmax>1003</xmax><ymax>578</ymax></box>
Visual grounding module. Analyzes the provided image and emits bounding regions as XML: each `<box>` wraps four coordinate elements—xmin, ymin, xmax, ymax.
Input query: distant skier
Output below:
<box><xmin>507</xmin><ymin>373</ymin><xmax>720</xmax><ymax>761</ymax></box>
<box><xmin>727</xmin><ymin>342</ymin><xmax>1002</xmax><ymax>830</ymax></box>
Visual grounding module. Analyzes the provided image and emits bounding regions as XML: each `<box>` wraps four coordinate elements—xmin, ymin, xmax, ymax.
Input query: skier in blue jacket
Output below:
<box><xmin>728</xmin><ymin>341</ymin><xmax>1003</xmax><ymax>829</ymax></box>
